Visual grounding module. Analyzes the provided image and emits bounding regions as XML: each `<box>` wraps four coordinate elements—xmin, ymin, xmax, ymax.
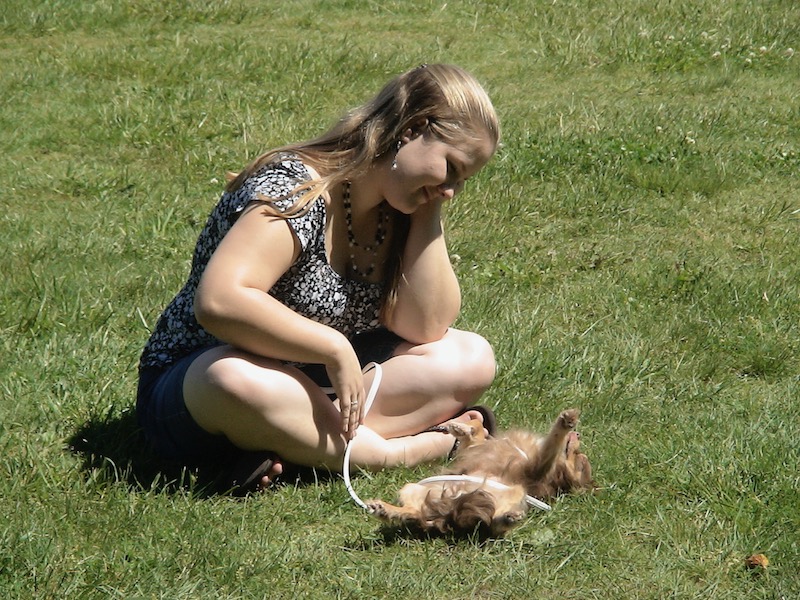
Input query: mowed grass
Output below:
<box><xmin>2</xmin><ymin>1</ymin><xmax>799</xmax><ymax>598</ymax></box>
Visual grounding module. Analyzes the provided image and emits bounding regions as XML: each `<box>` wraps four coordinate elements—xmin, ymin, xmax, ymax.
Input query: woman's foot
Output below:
<box><xmin>428</xmin><ymin>405</ymin><xmax>497</xmax><ymax>438</ymax></box>
<box><xmin>424</xmin><ymin>405</ymin><xmax>497</xmax><ymax>458</ymax></box>
<box><xmin>461</xmin><ymin>405</ymin><xmax>497</xmax><ymax>437</ymax></box>
<box><xmin>255</xmin><ymin>459</ymin><xmax>283</xmax><ymax>491</ymax></box>
<box><xmin>228</xmin><ymin>451</ymin><xmax>284</xmax><ymax>495</ymax></box>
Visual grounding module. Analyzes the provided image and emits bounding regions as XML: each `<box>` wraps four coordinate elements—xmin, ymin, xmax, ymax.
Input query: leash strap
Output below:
<box><xmin>342</xmin><ymin>362</ymin><xmax>382</xmax><ymax>510</ymax></box>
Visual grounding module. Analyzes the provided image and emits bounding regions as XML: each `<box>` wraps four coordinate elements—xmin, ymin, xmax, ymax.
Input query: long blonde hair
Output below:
<box><xmin>226</xmin><ymin>64</ymin><xmax>500</xmax><ymax>317</ymax></box>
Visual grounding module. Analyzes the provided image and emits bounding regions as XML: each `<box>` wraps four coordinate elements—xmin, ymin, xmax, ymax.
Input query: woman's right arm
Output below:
<box><xmin>193</xmin><ymin>203</ymin><xmax>365</xmax><ymax>436</ymax></box>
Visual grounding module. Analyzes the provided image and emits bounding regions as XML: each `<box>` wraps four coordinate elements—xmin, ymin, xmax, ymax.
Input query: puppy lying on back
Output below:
<box><xmin>367</xmin><ymin>409</ymin><xmax>594</xmax><ymax>537</ymax></box>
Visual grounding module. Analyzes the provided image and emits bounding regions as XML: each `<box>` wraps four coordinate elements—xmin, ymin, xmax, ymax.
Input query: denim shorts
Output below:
<box><xmin>136</xmin><ymin>329</ymin><xmax>404</xmax><ymax>465</ymax></box>
<box><xmin>137</xmin><ymin>347</ymin><xmax>238</xmax><ymax>465</ymax></box>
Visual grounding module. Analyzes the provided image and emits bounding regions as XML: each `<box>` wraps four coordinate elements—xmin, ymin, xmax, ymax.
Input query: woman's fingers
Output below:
<box><xmin>324</xmin><ymin>345</ymin><xmax>366</xmax><ymax>440</ymax></box>
<box><xmin>341</xmin><ymin>386</ymin><xmax>365</xmax><ymax>439</ymax></box>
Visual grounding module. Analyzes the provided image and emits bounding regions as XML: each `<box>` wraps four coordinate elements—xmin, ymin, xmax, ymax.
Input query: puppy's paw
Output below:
<box><xmin>500</xmin><ymin>510</ymin><xmax>525</xmax><ymax>525</ymax></box>
<box><xmin>447</xmin><ymin>420</ymin><xmax>477</xmax><ymax>440</ymax></box>
<box><xmin>558</xmin><ymin>408</ymin><xmax>580</xmax><ymax>430</ymax></box>
<box><xmin>493</xmin><ymin>510</ymin><xmax>527</xmax><ymax>533</ymax></box>
<box><xmin>365</xmin><ymin>500</ymin><xmax>389</xmax><ymax>519</ymax></box>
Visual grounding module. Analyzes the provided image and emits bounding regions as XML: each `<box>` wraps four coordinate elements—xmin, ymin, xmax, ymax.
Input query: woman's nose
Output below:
<box><xmin>438</xmin><ymin>184</ymin><xmax>456</xmax><ymax>200</ymax></box>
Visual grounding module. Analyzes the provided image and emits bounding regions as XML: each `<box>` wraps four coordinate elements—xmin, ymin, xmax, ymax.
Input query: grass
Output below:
<box><xmin>2</xmin><ymin>0</ymin><xmax>799</xmax><ymax>597</ymax></box>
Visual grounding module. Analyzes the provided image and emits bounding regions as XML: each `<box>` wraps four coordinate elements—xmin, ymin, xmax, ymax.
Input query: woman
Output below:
<box><xmin>137</xmin><ymin>64</ymin><xmax>500</xmax><ymax>493</ymax></box>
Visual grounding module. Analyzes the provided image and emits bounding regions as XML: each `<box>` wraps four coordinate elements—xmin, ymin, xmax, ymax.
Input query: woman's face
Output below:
<box><xmin>382</xmin><ymin>128</ymin><xmax>495</xmax><ymax>214</ymax></box>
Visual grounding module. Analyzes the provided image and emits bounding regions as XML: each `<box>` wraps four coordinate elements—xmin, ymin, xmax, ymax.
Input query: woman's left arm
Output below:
<box><xmin>386</xmin><ymin>200</ymin><xmax>461</xmax><ymax>343</ymax></box>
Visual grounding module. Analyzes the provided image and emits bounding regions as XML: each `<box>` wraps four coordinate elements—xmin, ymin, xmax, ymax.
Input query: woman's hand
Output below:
<box><xmin>325</xmin><ymin>340</ymin><xmax>366</xmax><ymax>440</ymax></box>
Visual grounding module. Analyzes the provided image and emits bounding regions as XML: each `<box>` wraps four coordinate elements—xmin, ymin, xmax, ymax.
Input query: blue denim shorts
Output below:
<box><xmin>136</xmin><ymin>329</ymin><xmax>404</xmax><ymax>465</ymax></box>
<box><xmin>137</xmin><ymin>347</ymin><xmax>238</xmax><ymax>465</ymax></box>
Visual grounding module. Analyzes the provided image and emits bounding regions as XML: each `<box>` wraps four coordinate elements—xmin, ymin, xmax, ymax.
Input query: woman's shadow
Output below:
<box><xmin>67</xmin><ymin>406</ymin><xmax>219</xmax><ymax>496</ymax></box>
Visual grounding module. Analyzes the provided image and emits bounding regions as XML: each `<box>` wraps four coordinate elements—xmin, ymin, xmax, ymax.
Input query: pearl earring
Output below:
<box><xmin>391</xmin><ymin>140</ymin><xmax>402</xmax><ymax>171</ymax></box>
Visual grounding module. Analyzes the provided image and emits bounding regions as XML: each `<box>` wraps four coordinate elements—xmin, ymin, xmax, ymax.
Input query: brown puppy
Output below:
<box><xmin>367</xmin><ymin>409</ymin><xmax>594</xmax><ymax>537</ymax></box>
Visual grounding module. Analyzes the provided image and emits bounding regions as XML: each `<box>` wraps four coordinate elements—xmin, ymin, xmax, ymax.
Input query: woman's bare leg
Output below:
<box><xmin>362</xmin><ymin>328</ymin><xmax>497</xmax><ymax>437</ymax></box>
<box><xmin>182</xmin><ymin>346</ymin><xmax>478</xmax><ymax>470</ymax></box>
<box><xmin>181</xmin><ymin>328</ymin><xmax>495</xmax><ymax>485</ymax></box>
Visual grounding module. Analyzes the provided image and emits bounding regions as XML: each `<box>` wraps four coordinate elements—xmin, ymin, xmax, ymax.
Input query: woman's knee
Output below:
<box><xmin>455</xmin><ymin>330</ymin><xmax>496</xmax><ymax>390</ymax></box>
<box><xmin>421</xmin><ymin>329</ymin><xmax>496</xmax><ymax>392</ymax></box>
<box><xmin>459</xmin><ymin>329</ymin><xmax>496</xmax><ymax>365</ymax></box>
<box><xmin>189</xmin><ymin>352</ymin><xmax>248</xmax><ymax>400</ymax></box>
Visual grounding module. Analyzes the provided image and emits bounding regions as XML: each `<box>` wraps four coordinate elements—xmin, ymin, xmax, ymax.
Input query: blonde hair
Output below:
<box><xmin>226</xmin><ymin>64</ymin><xmax>499</xmax><ymax>319</ymax></box>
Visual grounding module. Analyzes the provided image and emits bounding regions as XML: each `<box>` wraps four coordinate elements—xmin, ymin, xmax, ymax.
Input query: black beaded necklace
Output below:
<box><xmin>342</xmin><ymin>181</ymin><xmax>389</xmax><ymax>278</ymax></box>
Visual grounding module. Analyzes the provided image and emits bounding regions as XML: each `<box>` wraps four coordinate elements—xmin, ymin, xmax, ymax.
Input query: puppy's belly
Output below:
<box><xmin>400</xmin><ymin>479</ymin><xmax>527</xmax><ymax>512</ymax></box>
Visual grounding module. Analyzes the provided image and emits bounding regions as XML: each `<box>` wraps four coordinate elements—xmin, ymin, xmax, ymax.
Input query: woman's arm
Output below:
<box><xmin>194</xmin><ymin>205</ymin><xmax>344</xmax><ymax>363</ymax></box>
<box><xmin>193</xmin><ymin>204</ymin><xmax>365</xmax><ymax>437</ymax></box>
<box><xmin>386</xmin><ymin>200</ymin><xmax>461</xmax><ymax>344</ymax></box>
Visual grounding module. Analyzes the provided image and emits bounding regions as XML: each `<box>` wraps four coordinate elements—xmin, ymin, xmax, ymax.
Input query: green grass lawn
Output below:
<box><xmin>2</xmin><ymin>1</ymin><xmax>798</xmax><ymax>598</ymax></box>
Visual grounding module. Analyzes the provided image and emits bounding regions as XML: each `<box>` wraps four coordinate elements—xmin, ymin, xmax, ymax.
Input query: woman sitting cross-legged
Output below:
<box><xmin>136</xmin><ymin>63</ymin><xmax>501</xmax><ymax>493</ymax></box>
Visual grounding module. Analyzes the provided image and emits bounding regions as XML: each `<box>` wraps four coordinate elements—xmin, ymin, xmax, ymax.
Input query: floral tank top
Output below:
<box><xmin>139</xmin><ymin>158</ymin><xmax>384</xmax><ymax>371</ymax></box>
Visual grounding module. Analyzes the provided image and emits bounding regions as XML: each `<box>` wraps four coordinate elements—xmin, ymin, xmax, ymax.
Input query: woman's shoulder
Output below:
<box><xmin>248</xmin><ymin>154</ymin><xmax>312</xmax><ymax>196</ymax></box>
<box><xmin>219</xmin><ymin>153</ymin><xmax>324</xmax><ymax>224</ymax></box>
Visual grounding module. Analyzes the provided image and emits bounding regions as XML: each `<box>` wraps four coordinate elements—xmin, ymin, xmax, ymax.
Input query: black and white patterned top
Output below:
<box><xmin>139</xmin><ymin>157</ymin><xmax>384</xmax><ymax>371</ymax></box>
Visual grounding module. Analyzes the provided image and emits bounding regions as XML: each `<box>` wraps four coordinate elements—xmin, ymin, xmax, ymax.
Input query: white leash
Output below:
<box><xmin>341</xmin><ymin>362</ymin><xmax>382</xmax><ymax>510</ymax></box>
<box><xmin>340</xmin><ymin>363</ymin><xmax>551</xmax><ymax>513</ymax></box>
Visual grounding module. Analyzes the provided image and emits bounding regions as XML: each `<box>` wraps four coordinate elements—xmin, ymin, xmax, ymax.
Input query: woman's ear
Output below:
<box><xmin>401</xmin><ymin>118</ymin><xmax>430</xmax><ymax>142</ymax></box>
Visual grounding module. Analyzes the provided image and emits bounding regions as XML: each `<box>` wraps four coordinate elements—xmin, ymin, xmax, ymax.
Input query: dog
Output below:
<box><xmin>366</xmin><ymin>408</ymin><xmax>594</xmax><ymax>537</ymax></box>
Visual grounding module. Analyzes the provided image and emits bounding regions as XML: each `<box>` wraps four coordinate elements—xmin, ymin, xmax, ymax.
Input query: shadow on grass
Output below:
<box><xmin>67</xmin><ymin>407</ymin><xmax>334</xmax><ymax>497</ymax></box>
<box><xmin>347</xmin><ymin>523</ymin><xmax>513</xmax><ymax>548</ymax></box>
<box><xmin>67</xmin><ymin>407</ymin><xmax>221</xmax><ymax>497</ymax></box>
